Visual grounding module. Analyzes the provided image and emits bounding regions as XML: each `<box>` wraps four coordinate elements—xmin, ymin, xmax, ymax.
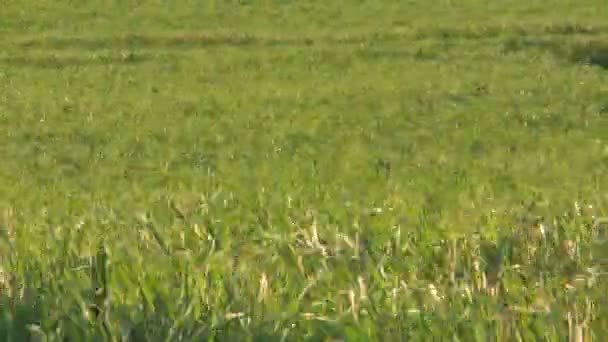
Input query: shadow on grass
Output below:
<box><xmin>10</xmin><ymin>22</ymin><xmax>608</xmax><ymax>53</ymax></box>
<box><xmin>0</xmin><ymin>34</ymin><xmax>364</xmax><ymax>69</ymax></box>
<box><xmin>0</xmin><ymin>52</ymin><xmax>157</xmax><ymax>69</ymax></box>
<box><xmin>0</xmin><ymin>294</ymin><xmax>42</xmax><ymax>341</ymax></box>
<box><xmin>502</xmin><ymin>37</ymin><xmax>608</xmax><ymax>69</ymax></box>
<box><xmin>429</xmin><ymin>24</ymin><xmax>603</xmax><ymax>40</ymax></box>
<box><xmin>0</xmin><ymin>293</ymin><xmax>345</xmax><ymax>341</ymax></box>
<box><xmin>568</xmin><ymin>41</ymin><xmax>608</xmax><ymax>69</ymax></box>
<box><xmin>13</xmin><ymin>33</ymin><xmax>365</xmax><ymax>51</ymax></box>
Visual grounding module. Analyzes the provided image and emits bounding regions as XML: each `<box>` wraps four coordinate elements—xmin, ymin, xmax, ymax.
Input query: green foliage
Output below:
<box><xmin>1</xmin><ymin>1</ymin><xmax>608</xmax><ymax>340</ymax></box>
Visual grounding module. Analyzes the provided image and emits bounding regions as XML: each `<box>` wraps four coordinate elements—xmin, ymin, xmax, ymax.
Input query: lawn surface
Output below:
<box><xmin>1</xmin><ymin>1</ymin><xmax>608</xmax><ymax>340</ymax></box>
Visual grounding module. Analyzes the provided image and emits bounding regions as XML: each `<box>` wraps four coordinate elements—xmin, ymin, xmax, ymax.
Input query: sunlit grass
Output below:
<box><xmin>1</xmin><ymin>1</ymin><xmax>608</xmax><ymax>340</ymax></box>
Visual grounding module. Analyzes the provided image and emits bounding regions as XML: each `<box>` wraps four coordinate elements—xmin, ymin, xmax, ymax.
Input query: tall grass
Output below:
<box><xmin>1</xmin><ymin>1</ymin><xmax>608</xmax><ymax>340</ymax></box>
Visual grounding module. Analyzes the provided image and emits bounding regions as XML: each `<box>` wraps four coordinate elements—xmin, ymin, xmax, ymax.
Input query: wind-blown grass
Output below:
<box><xmin>1</xmin><ymin>1</ymin><xmax>608</xmax><ymax>340</ymax></box>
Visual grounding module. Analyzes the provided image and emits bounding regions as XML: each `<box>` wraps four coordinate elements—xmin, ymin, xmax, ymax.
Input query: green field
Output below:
<box><xmin>1</xmin><ymin>1</ymin><xmax>608</xmax><ymax>340</ymax></box>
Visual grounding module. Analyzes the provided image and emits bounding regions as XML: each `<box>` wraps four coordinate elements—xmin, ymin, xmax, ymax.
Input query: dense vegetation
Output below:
<box><xmin>1</xmin><ymin>1</ymin><xmax>608</xmax><ymax>340</ymax></box>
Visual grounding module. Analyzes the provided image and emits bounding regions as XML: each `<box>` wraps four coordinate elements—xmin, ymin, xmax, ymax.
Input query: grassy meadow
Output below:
<box><xmin>1</xmin><ymin>1</ymin><xmax>608</xmax><ymax>340</ymax></box>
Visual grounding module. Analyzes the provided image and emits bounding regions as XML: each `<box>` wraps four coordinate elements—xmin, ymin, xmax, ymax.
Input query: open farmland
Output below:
<box><xmin>1</xmin><ymin>1</ymin><xmax>608</xmax><ymax>340</ymax></box>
